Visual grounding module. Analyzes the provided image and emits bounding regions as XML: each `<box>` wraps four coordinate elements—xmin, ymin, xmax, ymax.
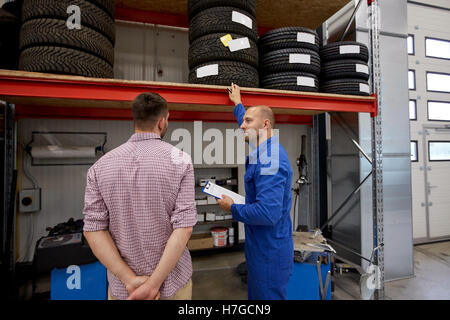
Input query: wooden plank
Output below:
<box><xmin>0</xmin><ymin>69</ymin><xmax>373</xmax><ymax>101</ymax></box>
<box><xmin>0</xmin><ymin>70</ymin><xmax>376</xmax><ymax>119</ymax></box>
<box><xmin>115</xmin><ymin>0</ymin><xmax>351</xmax><ymax>30</ymax></box>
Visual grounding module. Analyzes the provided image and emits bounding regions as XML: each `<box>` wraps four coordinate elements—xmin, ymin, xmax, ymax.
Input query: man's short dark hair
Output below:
<box><xmin>132</xmin><ymin>92</ymin><xmax>168</xmax><ymax>129</ymax></box>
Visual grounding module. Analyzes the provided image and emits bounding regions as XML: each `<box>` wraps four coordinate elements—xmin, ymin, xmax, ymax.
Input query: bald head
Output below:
<box><xmin>248</xmin><ymin>105</ymin><xmax>275</xmax><ymax>128</ymax></box>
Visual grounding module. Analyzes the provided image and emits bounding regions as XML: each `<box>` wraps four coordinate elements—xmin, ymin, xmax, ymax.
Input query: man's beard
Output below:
<box><xmin>160</xmin><ymin>121</ymin><xmax>168</xmax><ymax>139</ymax></box>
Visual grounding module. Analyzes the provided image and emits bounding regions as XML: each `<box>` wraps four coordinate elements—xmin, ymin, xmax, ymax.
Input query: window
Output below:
<box><xmin>428</xmin><ymin>141</ymin><xmax>450</xmax><ymax>161</ymax></box>
<box><xmin>428</xmin><ymin>101</ymin><xmax>450</xmax><ymax>121</ymax></box>
<box><xmin>409</xmin><ymin>100</ymin><xmax>417</xmax><ymax>120</ymax></box>
<box><xmin>409</xmin><ymin>70</ymin><xmax>416</xmax><ymax>90</ymax></box>
<box><xmin>427</xmin><ymin>72</ymin><xmax>450</xmax><ymax>93</ymax></box>
<box><xmin>411</xmin><ymin>141</ymin><xmax>418</xmax><ymax>162</ymax></box>
<box><xmin>408</xmin><ymin>35</ymin><xmax>415</xmax><ymax>55</ymax></box>
<box><xmin>425</xmin><ymin>37</ymin><xmax>450</xmax><ymax>60</ymax></box>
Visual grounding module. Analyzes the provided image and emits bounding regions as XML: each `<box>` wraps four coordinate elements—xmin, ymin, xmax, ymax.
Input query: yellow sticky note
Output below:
<box><xmin>220</xmin><ymin>34</ymin><xmax>233</xmax><ymax>47</ymax></box>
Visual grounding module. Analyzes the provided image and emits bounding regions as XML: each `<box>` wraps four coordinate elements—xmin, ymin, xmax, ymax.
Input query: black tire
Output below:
<box><xmin>260</xmin><ymin>48</ymin><xmax>321</xmax><ymax>76</ymax></box>
<box><xmin>188</xmin><ymin>0</ymin><xmax>256</xmax><ymax>20</ymax></box>
<box><xmin>0</xmin><ymin>8</ymin><xmax>20</xmax><ymax>69</ymax></box>
<box><xmin>19</xmin><ymin>46</ymin><xmax>114</xmax><ymax>78</ymax></box>
<box><xmin>320</xmin><ymin>78</ymin><xmax>370</xmax><ymax>96</ymax></box>
<box><xmin>20</xmin><ymin>18</ymin><xmax>114</xmax><ymax>66</ymax></box>
<box><xmin>261</xmin><ymin>72</ymin><xmax>319</xmax><ymax>92</ymax></box>
<box><xmin>22</xmin><ymin>0</ymin><xmax>115</xmax><ymax>45</ymax></box>
<box><xmin>321</xmin><ymin>59</ymin><xmax>369</xmax><ymax>81</ymax></box>
<box><xmin>189</xmin><ymin>32</ymin><xmax>258</xmax><ymax>69</ymax></box>
<box><xmin>0</xmin><ymin>6</ymin><xmax>18</xmax><ymax>23</ymax></box>
<box><xmin>189</xmin><ymin>61</ymin><xmax>258</xmax><ymax>87</ymax></box>
<box><xmin>2</xmin><ymin>0</ymin><xmax>23</xmax><ymax>19</ymax></box>
<box><xmin>258</xmin><ymin>27</ymin><xmax>320</xmax><ymax>53</ymax></box>
<box><xmin>320</xmin><ymin>41</ymin><xmax>368</xmax><ymax>63</ymax></box>
<box><xmin>189</xmin><ymin>7</ymin><xmax>258</xmax><ymax>43</ymax></box>
<box><xmin>90</xmin><ymin>0</ymin><xmax>115</xmax><ymax>18</ymax></box>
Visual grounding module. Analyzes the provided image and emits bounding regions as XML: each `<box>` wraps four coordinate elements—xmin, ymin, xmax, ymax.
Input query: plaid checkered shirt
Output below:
<box><xmin>83</xmin><ymin>132</ymin><xmax>197</xmax><ymax>299</ymax></box>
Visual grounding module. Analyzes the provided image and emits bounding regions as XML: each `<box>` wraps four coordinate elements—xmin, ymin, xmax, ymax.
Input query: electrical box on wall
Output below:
<box><xmin>19</xmin><ymin>188</ymin><xmax>41</xmax><ymax>213</ymax></box>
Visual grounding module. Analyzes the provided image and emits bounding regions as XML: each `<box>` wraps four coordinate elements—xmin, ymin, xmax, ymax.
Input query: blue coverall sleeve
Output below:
<box><xmin>231</xmin><ymin>166</ymin><xmax>287</xmax><ymax>226</ymax></box>
<box><xmin>233</xmin><ymin>103</ymin><xmax>246</xmax><ymax>127</ymax></box>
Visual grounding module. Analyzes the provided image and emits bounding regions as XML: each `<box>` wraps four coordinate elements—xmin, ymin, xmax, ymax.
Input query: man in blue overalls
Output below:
<box><xmin>217</xmin><ymin>83</ymin><xmax>294</xmax><ymax>300</ymax></box>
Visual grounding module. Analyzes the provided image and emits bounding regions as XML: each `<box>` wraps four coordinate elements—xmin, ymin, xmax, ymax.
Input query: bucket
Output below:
<box><xmin>211</xmin><ymin>227</ymin><xmax>228</xmax><ymax>247</ymax></box>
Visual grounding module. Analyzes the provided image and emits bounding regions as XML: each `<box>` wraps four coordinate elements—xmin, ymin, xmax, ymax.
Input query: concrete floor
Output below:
<box><xmin>21</xmin><ymin>240</ymin><xmax>450</xmax><ymax>300</ymax></box>
<box><xmin>191</xmin><ymin>241</ymin><xmax>450</xmax><ymax>300</ymax></box>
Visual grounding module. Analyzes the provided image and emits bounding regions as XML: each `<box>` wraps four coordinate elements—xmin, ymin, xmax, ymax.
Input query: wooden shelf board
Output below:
<box><xmin>0</xmin><ymin>70</ymin><xmax>377</xmax><ymax>121</ymax></box>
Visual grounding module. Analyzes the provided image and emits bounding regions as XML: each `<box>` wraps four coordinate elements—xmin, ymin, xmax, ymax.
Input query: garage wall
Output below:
<box><xmin>17</xmin><ymin>118</ymin><xmax>309</xmax><ymax>262</ymax></box>
<box><xmin>357</xmin><ymin>0</ymin><xmax>414</xmax><ymax>281</ymax></box>
<box><xmin>322</xmin><ymin>0</ymin><xmax>414</xmax><ymax>281</ymax></box>
<box><xmin>15</xmin><ymin>21</ymin><xmax>310</xmax><ymax>262</ymax></box>
<box><xmin>113</xmin><ymin>21</ymin><xmax>190</xmax><ymax>82</ymax></box>
<box><xmin>407</xmin><ymin>1</ymin><xmax>450</xmax><ymax>243</ymax></box>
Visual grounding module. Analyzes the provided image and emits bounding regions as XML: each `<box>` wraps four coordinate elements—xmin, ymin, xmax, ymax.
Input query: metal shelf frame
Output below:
<box><xmin>0</xmin><ymin>70</ymin><xmax>377</xmax><ymax>125</ymax></box>
<box><xmin>0</xmin><ymin>0</ymin><xmax>385</xmax><ymax>300</ymax></box>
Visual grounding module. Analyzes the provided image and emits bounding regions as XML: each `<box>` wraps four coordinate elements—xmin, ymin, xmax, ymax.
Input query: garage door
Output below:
<box><xmin>424</xmin><ymin>127</ymin><xmax>450</xmax><ymax>239</ymax></box>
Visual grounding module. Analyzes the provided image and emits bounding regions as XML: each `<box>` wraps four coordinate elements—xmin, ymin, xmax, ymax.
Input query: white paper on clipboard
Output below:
<box><xmin>202</xmin><ymin>181</ymin><xmax>245</xmax><ymax>204</ymax></box>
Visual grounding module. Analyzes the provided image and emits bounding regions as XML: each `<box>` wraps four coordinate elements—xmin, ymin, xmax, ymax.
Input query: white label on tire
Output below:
<box><xmin>297</xmin><ymin>76</ymin><xmax>315</xmax><ymax>87</ymax></box>
<box><xmin>356</xmin><ymin>64</ymin><xmax>369</xmax><ymax>74</ymax></box>
<box><xmin>360</xmin><ymin>83</ymin><xmax>370</xmax><ymax>93</ymax></box>
<box><xmin>232</xmin><ymin>11</ymin><xmax>253</xmax><ymax>29</ymax></box>
<box><xmin>197</xmin><ymin>64</ymin><xmax>219</xmax><ymax>78</ymax></box>
<box><xmin>228</xmin><ymin>37</ymin><xmax>251</xmax><ymax>52</ymax></box>
<box><xmin>340</xmin><ymin>45</ymin><xmax>360</xmax><ymax>54</ymax></box>
<box><xmin>297</xmin><ymin>33</ymin><xmax>315</xmax><ymax>45</ymax></box>
<box><xmin>289</xmin><ymin>54</ymin><xmax>311</xmax><ymax>64</ymax></box>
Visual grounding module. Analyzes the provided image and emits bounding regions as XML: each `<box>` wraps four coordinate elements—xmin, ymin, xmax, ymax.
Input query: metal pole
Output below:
<box><xmin>330</xmin><ymin>113</ymin><xmax>373</xmax><ymax>165</ymax></box>
<box><xmin>368</xmin><ymin>0</ymin><xmax>385</xmax><ymax>300</ymax></box>
<box><xmin>320</xmin><ymin>171</ymin><xmax>372</xmax><ymax>231</ymax></box>
<box><xmin>341</xmin><ymin>0</ymin><xmax>364</xmax><ymax>41</ymax></box>
<box><xmin>326</xmin><ymin>239</ymin><xmax>373</xmax><ymax>263</ymax></box>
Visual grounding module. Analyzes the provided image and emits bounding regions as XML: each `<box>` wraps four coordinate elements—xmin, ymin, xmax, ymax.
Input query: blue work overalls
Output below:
<box><xmin>231</xmin><ymin>103</ymin><xmax>294</xmax><ymax>300</ymax></box>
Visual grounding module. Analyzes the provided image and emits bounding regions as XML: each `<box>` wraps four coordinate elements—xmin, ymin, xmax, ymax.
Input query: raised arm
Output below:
<box><xmin>229</xmin><ymin>82</ymin><xmax>245</xmax><ymax>127</ymax></box>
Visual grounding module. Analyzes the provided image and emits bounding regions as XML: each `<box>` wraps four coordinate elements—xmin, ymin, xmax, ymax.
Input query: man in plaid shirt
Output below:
<box><xmin>83</xmin><ymin>92</ymin><xmax>197</xmax><ymax>300</ymax></box>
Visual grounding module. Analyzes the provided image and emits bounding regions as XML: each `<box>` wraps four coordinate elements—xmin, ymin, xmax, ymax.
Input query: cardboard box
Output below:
<box><xmin>197</xmin><ymin>213</ymin><xmax>205</xmax><ymax>222</ymax></box>
<box><xmin>197</xmin><ymin>199</ymin><xmax>208</xmax><ymax>205</ymax></box>
<box><xmin>188</xmin><ymin>233</ymin><xmax>214</xmax><ymax>251</ymax></box>
<box><xmin>206</xmin><ymin>213</ymin><xmax>216</xmax><ymax>221</ymax></box>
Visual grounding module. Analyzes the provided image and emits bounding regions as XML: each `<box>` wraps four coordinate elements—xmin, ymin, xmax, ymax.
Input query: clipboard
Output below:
<box><xmin>202</xmin><ymin>181</ymin><xmax>245</xmax><ymax>204</ymax></box>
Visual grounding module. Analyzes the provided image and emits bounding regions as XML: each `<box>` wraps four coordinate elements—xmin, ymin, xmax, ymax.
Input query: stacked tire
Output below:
<box><xmin>258</xmin><ymin>27</ymin><xmax>321</xmax><ymax>92</ymax></box>
<box><xmin>18</xmin><ymin>0</ymin><xmax>115</xmax><ymax>78</ymax></box>
<box><xmin>320</xmin><ymin>41</ymin><xmax>370</xmax><ymax>96</ymax></box>
<box><xmin>0</xmin><ymin>1</ymin><xmax>21</xmax><ymax>70</ymax></box>
<box><xmin>188</xmin><ymin>0</ymin><xmax>259</xmax><ymax>88</ymax></box>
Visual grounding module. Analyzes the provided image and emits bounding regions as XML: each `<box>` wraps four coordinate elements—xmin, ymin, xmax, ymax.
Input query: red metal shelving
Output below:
<box><xmin>0</xmin><ymin>70</ymin><xmax>377</xmax><ymax>124</ymax></box>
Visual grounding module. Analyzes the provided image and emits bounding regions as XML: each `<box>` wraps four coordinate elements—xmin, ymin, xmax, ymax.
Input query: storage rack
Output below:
<box><xmin>192</xmin><ymin>165</ymin><xmax>241</xmax><ymax>252</ymax></box>
<box><xmin>0</xmin><ymin>0</ymin><xmax>384</xmax><ymax>299</ymax></box>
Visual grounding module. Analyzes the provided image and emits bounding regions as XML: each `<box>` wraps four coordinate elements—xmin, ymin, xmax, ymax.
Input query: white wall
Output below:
<box><xmin>408</xmin><ymin>2</ymin><xmax>450</xmax><ymax>242</ymax></box>
<box><xmin>15</xmin><ymin>21</ymin><xmax>311</xmax><ymax>262</ymax></box>
<box><xmin>17</xmin><ymin>118</ymin><xmax>310</xmax><ymax>262</ymax></box>
<box><xmin>114</xmin><ymin>21</ymin><xmax>189</xmax><ymax>82</ymax></box>
<box><xmin>409</xmin><ymin>0</ymin><xmax>450</xmax><ymax>10</ymax></box>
